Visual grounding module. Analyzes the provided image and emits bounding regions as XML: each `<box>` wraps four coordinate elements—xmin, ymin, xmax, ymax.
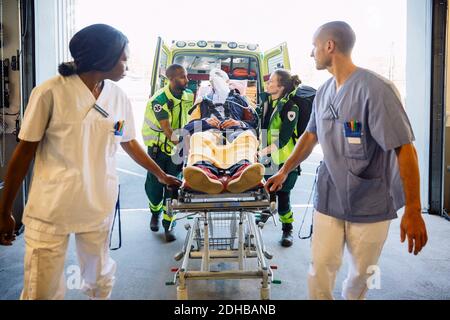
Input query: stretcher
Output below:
<box><xmin>165</xmin><ymin>185</ymin><xmax>279</xmax><ymax>300</ymax></box>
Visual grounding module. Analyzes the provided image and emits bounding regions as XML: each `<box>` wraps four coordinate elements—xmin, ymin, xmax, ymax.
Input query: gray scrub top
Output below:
<box><xmin>306</xmin><ymin>68</ymin><xmax>415</xmax><ymax>223</ymax></box>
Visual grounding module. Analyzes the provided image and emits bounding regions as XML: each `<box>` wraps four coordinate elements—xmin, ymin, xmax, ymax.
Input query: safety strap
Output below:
<box><xmin>223</xmin><ymin>99</ymin><xmax>231</xmax><ymax>119</ymax></box>
<box><xmin>205</xmin><ymin>100</ymin><xmax>224</xmax><ymax>120</ymax></box>
<box><xmin>109</xmin><ymin>185</ymin><xmax>122</xmax><ymax>250</ymax></box>
<box><xmin>203</xmin><ymin>93</ymin><xmax>251</xmax><ymax>119</ymax></box>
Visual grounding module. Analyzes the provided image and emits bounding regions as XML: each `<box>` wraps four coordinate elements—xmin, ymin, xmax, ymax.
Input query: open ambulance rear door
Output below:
<box><xmin>150</xmin><ymin>37</ymin><xmax>171</xmax><ymax>96</ymax></box>
<box><xmin>262</xmin><ymin>42</ymin><xmax>291</xmax><ymax>83</ymax></box>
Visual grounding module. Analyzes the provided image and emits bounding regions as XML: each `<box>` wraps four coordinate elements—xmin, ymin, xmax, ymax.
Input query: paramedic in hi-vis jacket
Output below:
<box><xmin>258</xmin><ymin>69</ymin><xmax>304</xmax><ymax>248</ymax></box>
<box><xmin>142</xmin><ymin>64</ymin><xmax>194</xmax><ymax>242</ymax></box>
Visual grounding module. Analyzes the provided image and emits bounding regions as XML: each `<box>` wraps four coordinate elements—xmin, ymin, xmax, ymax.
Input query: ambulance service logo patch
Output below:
<box><xmin>153</xmin><ymin>104</ymin><xmax>162</xmax><ymax>113</ymax></box>
<box><xmin>288</xmin><ymin>111</ymin><xmax>296</xmax><ymax>122</ymax></box>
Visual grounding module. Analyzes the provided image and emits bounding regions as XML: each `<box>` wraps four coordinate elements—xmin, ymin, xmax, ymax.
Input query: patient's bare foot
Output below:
<box><xmin>226</xmin><ymin>163</ymin><xmax>265</xmax><ymax>194</ymax></box>
<box><xmin>183</xmin><ymin>166</ymin><xmax>224</xmax><ymax>194</ymax></box>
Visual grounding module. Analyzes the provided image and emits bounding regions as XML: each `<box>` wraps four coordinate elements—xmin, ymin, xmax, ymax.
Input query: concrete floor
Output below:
<box><xmin>1</xmin><ymin>145</ymin><xmax>450</xmax><ymax>300</ymax></box>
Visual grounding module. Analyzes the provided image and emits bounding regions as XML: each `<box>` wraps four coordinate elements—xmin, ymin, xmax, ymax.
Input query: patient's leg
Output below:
<box><xmin>183</xmin><ymin>131</ymin><xmax>224</xmax><ymax>194</ymax></box>
<box><xmin>225</xmin><ymin>131</ymin><xmax>265</xmax><ymax>193</ymax></box>
<box><xmin>183</xmin><ymin>130</ymin><xmax>264</xmax><ymax>194</ymax></box>
<box><xmin>212</xmin><ymin>130</ymin><xmax>259</xmax><ymax>169</ymax></box>
<box><xmin>228</xmin><ymin>130</ymin><xmax>259</xmax><ymax>166</ymax></box>
<box><xmin>187</xmin><ymin>131</ymin><xmax>222</xmax><ymax>166</ymax></box>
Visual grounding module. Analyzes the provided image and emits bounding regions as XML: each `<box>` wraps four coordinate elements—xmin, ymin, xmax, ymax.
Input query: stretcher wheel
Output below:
<box><xmin>177</xmin><ymin>287</ymin><xmax>188</xmax><ymax>300</ymax></box>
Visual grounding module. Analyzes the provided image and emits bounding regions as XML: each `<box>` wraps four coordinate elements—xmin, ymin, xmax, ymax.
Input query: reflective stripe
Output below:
<box><xmin>279</xmin><ymin>211</ymin><xmax>294</xmax><ymax>224</ymax></box>
<box><xmin>144</xmin><ymin>118</ymin><xmax>163</xmax><ymax>133</ymax></box>
<box><xmin>267</xmin><ymin>89</ymin><xmax>298</xmax><ymax>165</ymax></box>
<box><xmin>150</xmin><ymin>201</ymin><xmax>163</xmax><ymax>212</ymax></box>
<box><xmin>143</xmin><ymin>135</ymin><xmax>175</xmax><ymax>155</ymax></box>
<box><xmin>163</xmin><ymin>213</ymin><xmax>173</xmax><ymax>222</ymax></box>
<box><xmin>143</xmin><ymin>134</ymin><xmax>161</xmax><ymax>143</ymax></box>
<box><xmin>269</xmin><ymin>117</ymin><xmax>296</xmax><ymax>165</ymax></box>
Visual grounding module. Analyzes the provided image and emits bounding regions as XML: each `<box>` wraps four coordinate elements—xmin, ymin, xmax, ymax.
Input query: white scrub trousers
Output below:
<box><xmin>308</xmin><ymin>212</ymin><xmax>390</xmax><ymax>300</ymax></box>
<box><xmin>20</xmin><ymin>225</ymin><xmax>116</xmax><ymax>300</ymax></box>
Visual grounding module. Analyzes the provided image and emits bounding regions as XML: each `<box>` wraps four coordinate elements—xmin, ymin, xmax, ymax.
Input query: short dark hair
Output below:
<box><xmin>318</xmin><ymin>21</ymin><xmax>356</xmax><ymax>55</ymax></box>
<box><xmin>166</xmin><ymin>64</ymin><xmax>186</xmax><ymax>79</ymax></box>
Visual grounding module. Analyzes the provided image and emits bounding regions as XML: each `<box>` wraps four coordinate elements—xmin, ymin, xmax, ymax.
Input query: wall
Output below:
<box><xmin>406</xmin><ymin>0</ymin><xmax>433</xmax><ymax>210</ymax></box>
<box><xmin>445</xmin><ymin>0</ymin><xmax>450</xmax><ymax>211</ymax></box>
<box><xmin>0</xmin><ymin>0</ymin><xmax>25</xmax><ymax>225</ymax></box>
<box><xmin>447</xmin><ymin>1</ymin><xmax>450</xmax><ymax>125</ymax></box>
<box><xmin>1</xmin><ymin>0</ymin><xmax>20</xmax><ymax>134</ymax></box>
<box><xmin>448</xmin><ymin>1</ymin><xmax>450</xmax><ymax>119</ymax></box>
<box><xmin>35</xmin><ymin>0</ymin><xmax>75</xmax><ymax>85</ymax></box>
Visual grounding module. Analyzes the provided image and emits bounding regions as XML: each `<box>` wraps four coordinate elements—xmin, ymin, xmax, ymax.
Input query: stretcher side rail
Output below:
<box><xmin>167</xmin><ymin>186</ymin><xmax>277</xmax><ymax>214</ymax></box>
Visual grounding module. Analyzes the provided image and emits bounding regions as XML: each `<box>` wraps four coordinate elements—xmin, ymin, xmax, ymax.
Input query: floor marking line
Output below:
<box><xmin>117</xmin><ymin>168</ymin><xmax>146</xmax><ymax>178</ymax></box>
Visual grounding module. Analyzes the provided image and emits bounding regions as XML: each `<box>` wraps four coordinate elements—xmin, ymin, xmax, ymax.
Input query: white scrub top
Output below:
<box><xmin>19</xmin><ymin>75</ymin><xmax>136</xmax><ymax>234</ymax></box>
<box><xmin>306</xmin><ymin>68</ymin><xmax>415</xmax><ymax>223</ymax></box>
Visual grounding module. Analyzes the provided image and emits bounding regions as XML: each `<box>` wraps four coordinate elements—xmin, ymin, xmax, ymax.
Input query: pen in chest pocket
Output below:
<box><xmin>114</xmin><ymin>120</ymin><xmax>125</xmax><ymax>136</ymax></box>
<box><xmin>344</xmin><ymin>120</ymin><xmax>362</xmax><ymax>145</ymax></box>
<box><xmin>345</xmin><ymin>120</ymin><xmax>361</xmax><ymax>134</ymax></box>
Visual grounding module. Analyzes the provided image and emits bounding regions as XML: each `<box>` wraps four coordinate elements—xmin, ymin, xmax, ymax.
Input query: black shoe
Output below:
<box><xmin>150</xmin><ymin>214</ymin><xmax>161</xmax><ymax>232</ymax></box>
<box><xmin>164</xmin><ymin>228</ymin><xmax>177</xmax><ymax>242</ymax></box>
<box><xmin>281</xmin><ymin>223</ymin><xmax>294</xmax><ymax>247</ymax></box>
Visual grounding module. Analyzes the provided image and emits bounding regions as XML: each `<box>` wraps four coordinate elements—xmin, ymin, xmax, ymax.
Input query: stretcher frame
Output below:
<box><xmin>165</xmin><ymin>186</ymin><xmax>278</xmax><ymax>300</ymax></box>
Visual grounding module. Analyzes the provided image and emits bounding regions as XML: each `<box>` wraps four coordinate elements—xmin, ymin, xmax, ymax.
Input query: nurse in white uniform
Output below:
<box><xmin>0</xmin><ymin>24</ymin><xmax>181</xmax><ymax>300</ymax></box>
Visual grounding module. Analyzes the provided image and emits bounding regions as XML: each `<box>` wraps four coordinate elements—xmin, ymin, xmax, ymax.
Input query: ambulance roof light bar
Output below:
<box><xmin>173</xmin><ymin>40</ymin><xmax>260</xmax><ymax>51</ymax></box>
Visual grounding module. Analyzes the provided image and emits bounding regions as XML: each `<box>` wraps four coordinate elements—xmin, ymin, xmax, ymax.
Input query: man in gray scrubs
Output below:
<box><xmin>266</xmin><ymin>21</ymin><xmax>428</xmax><ymax>300</ymax></box>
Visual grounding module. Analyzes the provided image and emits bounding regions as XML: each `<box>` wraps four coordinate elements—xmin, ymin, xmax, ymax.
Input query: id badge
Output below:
<box><xmin>347</xmin><ymin>136</ymin><xmax>362</xmax><ymax>145</ymax></box>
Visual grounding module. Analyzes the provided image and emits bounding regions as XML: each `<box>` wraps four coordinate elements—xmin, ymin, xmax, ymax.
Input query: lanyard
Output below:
<box><xmin>326</xmin><ymin>88</ymin><xmax>341</xmax><ymax>120</ymax></box>
<box><xmin>109</xmin><ymin>185</ymin><xmax>122</xmax><ymax>251</ymax></box>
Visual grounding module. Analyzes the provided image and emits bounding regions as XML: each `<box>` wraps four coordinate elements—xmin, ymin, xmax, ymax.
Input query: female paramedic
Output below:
<box><xmin>259</xmin><ymin>69</ymin><xmax>302</xmax><ymax>248</ymax></box>
<box><xmin>0</xmin><ymin>24</ymin><xmax>181</xmax><ymax>300</ymax></box>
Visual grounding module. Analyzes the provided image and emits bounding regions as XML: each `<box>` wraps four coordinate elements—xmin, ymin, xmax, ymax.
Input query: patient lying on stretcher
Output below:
<box><xmin>182</xmin><ymin>69</ymin><xmax>264</xmax><ymax>194</ymax></box>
